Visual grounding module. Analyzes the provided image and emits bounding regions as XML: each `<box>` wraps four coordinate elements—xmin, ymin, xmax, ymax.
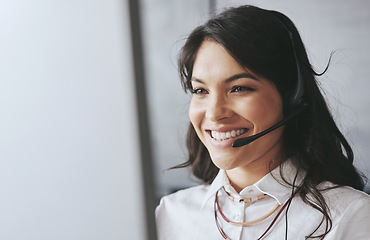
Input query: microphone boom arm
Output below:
<box><xmin>232</xmin><ymin>105</ymin><xmax>307</xmax><ymax>148</ymax></box>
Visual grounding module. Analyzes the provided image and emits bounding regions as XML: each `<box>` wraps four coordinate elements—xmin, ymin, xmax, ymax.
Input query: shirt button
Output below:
<box><xmin>234</xmin><ymin>215</ymin><xmax>240</xmax><ymax>221</ymax></box>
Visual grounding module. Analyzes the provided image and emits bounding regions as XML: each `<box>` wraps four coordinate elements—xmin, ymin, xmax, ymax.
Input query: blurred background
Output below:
<box><xmin>0</xmin><ymin>0</ymin><xmax>369</xmax><ymax>240</ymax></box>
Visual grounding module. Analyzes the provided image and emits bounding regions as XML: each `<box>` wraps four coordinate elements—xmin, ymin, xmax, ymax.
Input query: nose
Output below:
<box><xmin>205</xmin><ymin>95</ymin><xmax>234</xmax><ymax>122</ymax></box>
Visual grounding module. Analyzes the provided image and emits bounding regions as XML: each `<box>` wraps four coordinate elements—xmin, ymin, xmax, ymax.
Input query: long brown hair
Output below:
<box><xmin>174</xmin><ymin>5</ymin><xmax>365</xmax><ymax>239</ymax></box>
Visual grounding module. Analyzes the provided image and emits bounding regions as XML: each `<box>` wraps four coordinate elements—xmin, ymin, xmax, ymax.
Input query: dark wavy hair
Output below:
<box><xmin>174</xmin><ymin>5</ymin><xmax>365</xmax><ymax>239</ymax></box>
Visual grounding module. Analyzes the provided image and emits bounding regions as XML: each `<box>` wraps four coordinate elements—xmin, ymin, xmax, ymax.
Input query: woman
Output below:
<box><xmin>156</xmin><ymin>5</ymin><xmax>370</xmax><ymax>240</ymax></box>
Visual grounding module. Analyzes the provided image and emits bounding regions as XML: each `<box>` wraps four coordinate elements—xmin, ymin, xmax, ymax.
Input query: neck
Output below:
<box><xmin>225</xmin><ymin>136</ymin><xmax>286</xmax><ymax>193</ymax></box>
<box><xmin>226</xmin><ymin>148</ymin><xmax>284</xmax><ymax>193</ymax></box>
<box><xmin>226</xmin><ymin>161</ymin><xmax>279</xmax><ymax>193</ymax></box>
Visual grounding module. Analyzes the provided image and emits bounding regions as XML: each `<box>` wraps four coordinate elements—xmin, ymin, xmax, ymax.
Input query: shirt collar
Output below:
<box><xmin>201</xmin><ymin>169</ymin><xmax>226</xmax><ymax>209</ymax></box>
<box><xmin>254</xmin><ymin>160</ymin><xmax>304</xmax><ymax>204</ymax></box>
<box><xmin>201</xmin><ymin>159</ymin><xmax>304</xmax><ymax>209</ymax></box>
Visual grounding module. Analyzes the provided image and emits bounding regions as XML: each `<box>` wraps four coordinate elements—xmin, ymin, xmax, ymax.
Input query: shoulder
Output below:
<box><xmin>319</xmin><ymin>183</ymin><xmax>370</xmax><ymax>212</ymax></box>
<box><xmin>156</xmin><ymin>184</ymin><xmax>210</xmax><ymax>212</ymax></box>
<box><xmin>319</xmin><ymin>184</ymin><xmax>370</xmax><ymax>238</ymax></box>
<box><xmin>155</xmin><ymin>184</ymin><xmax>217</xmax><ymax>240</ymax></box>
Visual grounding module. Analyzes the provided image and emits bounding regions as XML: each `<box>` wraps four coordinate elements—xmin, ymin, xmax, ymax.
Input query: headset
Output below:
<box><xmin>231</xmin><ymin>13</ymin><xmax>308</xmax><ymax>240</ymax></box>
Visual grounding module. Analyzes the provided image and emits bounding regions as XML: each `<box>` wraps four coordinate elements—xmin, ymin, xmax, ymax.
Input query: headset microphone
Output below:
<box><xmin>232</xmin><ymin>104</ymin><xmax>307</xmax><ymax>147</ymax></box>
<box><xmin>232</xmin><ymin>15</ymin><xmax>308</xmax><ymax>148</ymax></box>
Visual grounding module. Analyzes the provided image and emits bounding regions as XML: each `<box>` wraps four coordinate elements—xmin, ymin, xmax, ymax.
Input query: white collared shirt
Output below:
<box><xmin>155</xmin><ymin>162</ymin><xmax>370</xmax><ymax>239</ymax></box>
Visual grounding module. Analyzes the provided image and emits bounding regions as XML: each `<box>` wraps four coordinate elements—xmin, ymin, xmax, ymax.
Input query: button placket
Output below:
<box><xmin>239</xmin><ymin>198</ymin><xmax>246</xmax><ymax>222</ymax></box>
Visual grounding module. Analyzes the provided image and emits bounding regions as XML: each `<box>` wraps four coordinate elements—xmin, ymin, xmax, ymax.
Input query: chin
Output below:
<box><xmin>209</xmin><ymin>153</ymin><xmax>240</xmax><ymax>170</ymax></box>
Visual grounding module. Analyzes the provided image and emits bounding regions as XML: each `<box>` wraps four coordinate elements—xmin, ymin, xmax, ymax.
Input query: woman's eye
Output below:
<box><xmin>192</xmin><ymin>88</ymin><xmax>208</xmax><ymax>95</ymax></box>
<box><xmin>231</xmin><ymin>86</ymin><xmax>255</xmax><ymax>93</ymax></box>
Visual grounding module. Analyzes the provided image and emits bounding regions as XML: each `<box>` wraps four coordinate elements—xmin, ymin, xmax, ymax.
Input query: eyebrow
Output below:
<box><xmin>191</xmin><ymin>72</ymin><xmax>259</xmax><ymax>84</ymax></box>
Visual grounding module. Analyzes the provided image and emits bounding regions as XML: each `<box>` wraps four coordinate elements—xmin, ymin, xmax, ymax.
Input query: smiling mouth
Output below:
<box><xmin>209</xmin><ymin>128</ymin><xmax>247</xmax><ymax>141</ymax></box>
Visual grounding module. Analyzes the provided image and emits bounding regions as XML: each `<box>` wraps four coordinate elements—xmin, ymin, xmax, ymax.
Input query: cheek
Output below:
<box><xmin>238</xmin><ymin>95</ymin><xmax>283</xmax><ymax>126</ymax></box>
<box><xmin>189</xmin><ymin>100</ymin><xmax>203</xmax><ymax>130</ymax></box>
<box><xmin>189</xmin><ymin>100</ymin><xmax>208</xmax><ymax>146</ymax></box>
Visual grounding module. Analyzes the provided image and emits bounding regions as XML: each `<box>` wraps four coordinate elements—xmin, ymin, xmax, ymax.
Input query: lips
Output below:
<box><xmin>210</xmin><ymin>128</ymin><xmax>248</xmax><ymax>141</ymax></box>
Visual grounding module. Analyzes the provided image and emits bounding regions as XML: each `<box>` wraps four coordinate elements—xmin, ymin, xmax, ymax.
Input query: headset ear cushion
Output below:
<box><xmin>272</xmin><ymin>13</ymin><xmax>306</xmax><ymax>113</ymax></box>
<box><xmin>283</xmin><ymin>91</ymin><xmax>293</xmax><ymax>116</ymax></box>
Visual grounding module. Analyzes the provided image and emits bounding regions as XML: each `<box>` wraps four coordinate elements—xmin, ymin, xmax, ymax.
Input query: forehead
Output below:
<box><xmin>191</xmin><ymin>40</ymin><xmax>268</xmax><ymax>88</ymax></box>
<box><xmin>192</xmin><ymin>40</ymin><xmax>245</xmax><ymax>80</ymax></box>
<box><xmin>191</xmin><ymin>40</ymin><xmax>280</xmax><ymax>92</ymax></box>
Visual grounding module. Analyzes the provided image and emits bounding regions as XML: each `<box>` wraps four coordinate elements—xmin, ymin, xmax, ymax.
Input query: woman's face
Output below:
<box><xmin>189</xmin><ymin>40</ymin><xmax>285</xmax><ymax>173</ymax></box>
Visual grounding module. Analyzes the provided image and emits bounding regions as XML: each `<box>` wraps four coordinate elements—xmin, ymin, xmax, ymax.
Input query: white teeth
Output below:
<box><xmin>212</xmin><ymin>131</ymin><xmax>220</xmax><ymax>139</ymax></box>
<box><xmin>231</xmin><ymin>130</ymin><xmax>236</xmax><ymax>137</ymax></box>
<box><xmin>211</xmin><ymin>129</ymin><xmax>247</xmax><ymax>141</ymax></box>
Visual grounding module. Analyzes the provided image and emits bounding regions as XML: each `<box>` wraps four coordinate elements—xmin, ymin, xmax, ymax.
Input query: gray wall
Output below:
<box><xmin>141</xmin><ymin>0</ymin><xmax>370</xmax><ymax>197</ymax></box>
